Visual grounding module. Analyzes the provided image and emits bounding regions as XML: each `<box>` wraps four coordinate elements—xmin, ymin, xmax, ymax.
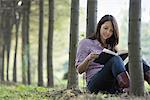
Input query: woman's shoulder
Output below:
<box><xmin>79</xmin><ymin>38</ymin><xmax>100</xmax><ymax>47</ymax></box>
<box><xmin>78</xmin><ymin>38</ymin><xmax>91</xmax><ymax>48</ymax></box>
<box><xmin>79</xmin><ymin>38</ymin><xmax>94</xmax><ymax>45</ymax></box>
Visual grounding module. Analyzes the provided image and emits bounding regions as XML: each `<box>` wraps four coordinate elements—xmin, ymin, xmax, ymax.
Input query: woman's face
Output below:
<box><xmin>100</xmin><ymin>21</ymin><xmax>113</xmax><ymax>41</ymax></box>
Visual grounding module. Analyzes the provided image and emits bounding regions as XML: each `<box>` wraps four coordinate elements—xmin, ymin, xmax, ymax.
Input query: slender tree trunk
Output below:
<box><xmin>67</xmin><ymin>0</ymin><xmax>79</xmax><ymax>89</ymax></box>
<box><xmin>22</xmin><ymin>10</ymin><xmax>27</xmax><ymax>84</ymax></box>
<box><xmin>2</xmin><ymin>0</ymin><xmax>15</xmax><ymax>82</ymax></box>
<box><xmin>3</xmin><ymin>10</ymin><xmax>10</xmax><ymax>82</ymax></box>
<box><xmin>13</xmin><ymin>9</ymin><xmax>21</xmax><ymax>82</ymax></box>
<box><xmin>21</xmin><ymin>0</ymin><xmax>31</xmax><ymax>84</ymax></box>
<box><xmin>0</xmin><ymin>8</ymin><xmax>3</xmax><ymax>81</ymax></box>
<box><xmin>0</xmin><ymin>45</ymin><xmax>5</xmax><ymax>81</ymax></box>
<box><xmin>86</xmin><ymin>0</ymin><xmax>97</xmax><ymax>37</ymax></box>
<box><xmin>0</xmin><ymin>1</ymin><xmax>3</xmax><ymax>81</ymax></box>
<box><xmin>6</xmin><ymin>25</ymin><xmax>12</xmax><ymax>82</ymax></box>
<box><xmin>0</xmin><ymin>39</ymin><xmax>3</xmax><ymax>81</ymax></box>
<box><xmin>128</xmin><ymin>0</ymin><xmax>144</xmax><ymax>96</ymax></box>
<box><xmin>13</xmin><ymin>20</ymin><xmax>19</xmax><ymax>82</ymax></box>
<box><xmin>38</xmin><ymin>0</ymin><xmax>44</xmax><ymax>86</ymax></box>
<box><xmin>26</xmin><ymin>0</ymin><xmax>31</xmax><ymax>85</ymax></box>
<box><xmin>47</xmin><ymin>0</ymin><xmax>54</xmax><ymax>87</ymax></box>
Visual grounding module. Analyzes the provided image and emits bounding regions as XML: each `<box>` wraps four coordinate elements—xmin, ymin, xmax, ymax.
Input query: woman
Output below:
<box><xmin>75</xmin><ymin>15</ymin><xmax>150</xmax><ymax>94</ymax></box>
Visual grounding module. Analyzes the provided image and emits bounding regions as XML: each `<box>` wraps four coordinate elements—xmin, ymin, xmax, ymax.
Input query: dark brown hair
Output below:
<box><xmin>88</xmin><ymin>15</ymin><xmax>119</xmax><ymax>51</ymax></box>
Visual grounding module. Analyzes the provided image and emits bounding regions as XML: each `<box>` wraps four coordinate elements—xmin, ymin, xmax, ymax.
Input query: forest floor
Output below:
<box><xmin>0</xmin><ymin>81</ymin><xmax>150</xmax><ymax>100</ymax></box>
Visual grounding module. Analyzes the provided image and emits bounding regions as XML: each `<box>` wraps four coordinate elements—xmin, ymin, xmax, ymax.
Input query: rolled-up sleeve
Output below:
<box><xmin>75</xmin><ymin>39</ymin><xmax>90</xmax><ymax>67</ymax></box>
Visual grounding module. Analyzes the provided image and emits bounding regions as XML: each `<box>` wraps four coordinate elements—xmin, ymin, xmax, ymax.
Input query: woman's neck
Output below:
<box><xmin>101</xmin><ymin>38</ymin><xmax>107</xmax><ymax>48</ymax></box>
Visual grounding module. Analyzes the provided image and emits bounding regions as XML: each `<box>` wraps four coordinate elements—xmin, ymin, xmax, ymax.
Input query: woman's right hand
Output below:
<box><xmin>77</xmin><ymin>52</ymin><xmax>99</xmax><ymax>74</ymax></box>
<box><xmin>85</xmin><ymin>52</ymin><xmax>99</xmax><ymax>63</ymax></box>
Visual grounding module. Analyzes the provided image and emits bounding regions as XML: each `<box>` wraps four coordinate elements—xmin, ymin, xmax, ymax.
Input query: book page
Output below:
<box><xmin>94</xmin><ymin>48</ymin><xmax>128</xmax><ymax>65</ymax></box>
<box><xmin>93</xmin><ymin>48</ymin><xmax>117</xmax><ymax>65</ymax></box>
<box><xmin>102</xmin><ymin>48</ymin><xmax>118</xmax><ymax>56</ymax></box>
<box><xmin>118</xmin><ymin>50</ymin><xmax>128</xmax><ymax>55</ymax></box>
<box><xmin>124</xmin><ymin>56</ymin><xmax>128</xmax><ymax>65</ymax></box>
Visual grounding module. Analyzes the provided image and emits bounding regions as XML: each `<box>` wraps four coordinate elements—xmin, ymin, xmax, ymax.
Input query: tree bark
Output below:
<box><xmin>38</xmin><ymin>0</ymin><xmax>44</xmax><ymax>86</ymax></box>
<box><xmin>86</xmin><ymin>0</ymin><xmax>97</xmax><ymax>37</ymax></box>
<box><xmin>21</xmin><ymin>0</ymin><xmax>31</xmax><ymax>85</ymax></box>
<box><xmin>47</xmin><ymin>0</ymin><xmax>54</xmax><ymax>87</ymax></box>
<box><xmin>67</xmin><ymin>0</ymin><xmax>79</xmax><ymax>89</ymax></box>
<box><xmin>0</xmin><ymin>1</ymin><xmax>3</xmax><ymax>81</ymax></box>
<box><xmin>13</xmin><ymin>14</ymin><xmax>20</xmax><ymax>82</ymax></box>
<box><xmin>128</xmin><ymin>0</ymin><xmax>144</xmax><ymax>96</ymax></box>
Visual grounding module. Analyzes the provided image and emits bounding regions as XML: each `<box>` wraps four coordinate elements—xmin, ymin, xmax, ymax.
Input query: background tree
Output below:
<box><xmin>0</xmin><ymin>36</ymin><xmax>2</xmax><ymax>81</ymax></box>
<box><xmin>128</xmin><ymin>0</ymin><xmax>144</xmax><ymax>96</ymax></box>
<box><xmin>67</xmin><ymin>0</ymin><xmax>79</xmax><ymax>89</ymax></box>
<box><xmin>21</xmin><ymin>0</ymin><xmax>31</xmax><ymax>84</ymax></box>
<box><xmin>26</xmin><ymin>0</ymin><xmax>31</xmax><ymax>85</ymax></box>
<box><xmin>0</xmin><ymin>0</ymin><xmax>3</xmax><ymax>81</ymax></box>
<box><xmin>38</xmin><ymin>0</ymin><xmax>44</xmax><ymax>86</ymax></box>
<box><xmin>47</xmin><ymin>0</ymin><xmax>54</xmax><ymax>87</ymax></box>
<box><xmin>13</xmin><ymin>0</ymin><xmax>22</xmax><ymax>82</ymax></box>
<box><xmin>86</xmin><ymin>0</ymin><xmax>97</xmax><ymax>37</ymax></box>
<box><xmin>13</xmin><ymin>13</ymin><xmax>20</xmax><ymax>82</ymax></box>
<box><xmin>2</xmin><ymin>0</ymin><xmax>16</xmax><ymax>82</ymax></box>
<box><xmin>0</xmin><ymin>0</ymin><xmax>16</xmax><ymax>82</ymax></box>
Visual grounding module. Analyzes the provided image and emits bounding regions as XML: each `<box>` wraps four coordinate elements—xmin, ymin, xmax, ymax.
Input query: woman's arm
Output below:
<box><xmin>77</xmin><ymin>53</ymin><xmax>98</xmax><ymax>74</ymax></box>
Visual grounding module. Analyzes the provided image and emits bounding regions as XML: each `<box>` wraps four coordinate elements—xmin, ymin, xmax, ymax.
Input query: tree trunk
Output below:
<box><xmin>22</xmin><ymin>9</ymin><xmax>27</xmax><ymax>85</ymax></box>
<box><xmin>128</xmin><ymin>0</ymin><xmax>144</xmax><ymax>96</ymax></box>
<box><xmin>47</xmin><ymin>0</ymin><xmax>54</xmax><ymax>87</ymax></box>
<box><xmin>21</xmin><ymin>0</ymin><xmax>31</xmax><ymax>85</ymax></box>
<box><xmin>86</xmin><ymin>0</ymin><xmax>97</xmax><ymax>37</ymax></box>
<box><xmin>12</xmin><ymin>1</ymin><xmax>24</xmax><ymax>83</ymax></box>
<box><xmin>38</xmin><ymin>0</ymin><xmax>44</xmax><ymax>86</ymax></box>
<box><xmin>0</xmin><ymin>38</ymin><xmax>3</xmax><ymax>81</ymax></box>
<box><xmin>0</xmin><ymin>9</ymin><xmax>3</xmax><ymax>81</ymax></box>
<box><xmin>13</xmin><ymin>16</ymin><xmax>20</xmax><ymax>82</ymax></box>
<box><xmin>1</xmin><ymin>0</ymin><xmax>15</xmax><ymax>82</ymax></box>
<box><xmin>5</xmin><ymin>13</ymin><xmax>12</xmax><ymax>82</ymax></box>
<box><xmin>26</xmin><ymin>0</ymin><xmax>31</xmax><ymax>85</ymax></box>
<box><xmin>67</xmin><ymin>0</ymin><xmax>79</xmax><ymax>89</ymax></box>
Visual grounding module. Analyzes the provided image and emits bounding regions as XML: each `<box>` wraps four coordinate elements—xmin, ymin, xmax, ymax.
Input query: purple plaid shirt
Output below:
<box><xmin>75</xmin><ymin>38</ymin><xmax>104</xmax><ymax>83</ymax></box>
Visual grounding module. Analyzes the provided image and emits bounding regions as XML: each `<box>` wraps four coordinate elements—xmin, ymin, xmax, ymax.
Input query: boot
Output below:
<box><xmin>116</xmin><ymin>71</ymin><xmax>130</xmax><ymax>88</ymax></box>
<box><xmin>145</xmin><ymin>70</ymin><xmax>150</xmax><ymax>84</ymax></box>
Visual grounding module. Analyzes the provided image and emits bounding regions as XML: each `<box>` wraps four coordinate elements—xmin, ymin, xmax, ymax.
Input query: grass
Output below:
<box><xmin>0</xmin><ymin>84</ymin><xmax>49</xmax><ymax>99</ymax></box>
<box><xmin>0</xmin><ymin>81</ymin><xmax>150</xmax><ymax>100</ymax></box>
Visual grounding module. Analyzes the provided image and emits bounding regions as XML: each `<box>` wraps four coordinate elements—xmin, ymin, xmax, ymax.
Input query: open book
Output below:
<box><xmin>93</xmin><ymin>48</ymin><xmax>128</xmax><ymax>65</ymax></box>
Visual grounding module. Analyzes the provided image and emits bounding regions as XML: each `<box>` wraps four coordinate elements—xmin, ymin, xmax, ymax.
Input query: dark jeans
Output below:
<box><xmin>87</xmin><ymin>56</ymin><xmax>150</xmax><ymax>94</ymax></box>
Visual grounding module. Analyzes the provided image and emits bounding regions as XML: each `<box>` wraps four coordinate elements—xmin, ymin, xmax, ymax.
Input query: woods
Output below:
<box><xmin>0</xmin><ymin>0</ymin><xmax>150</xmax><ymax>99</ymax></box>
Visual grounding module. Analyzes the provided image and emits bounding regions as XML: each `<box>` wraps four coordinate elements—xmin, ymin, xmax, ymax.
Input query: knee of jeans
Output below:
<box><xmin>111</xmin><ymin>56</ymin><xmax>126</xmax><ymax>76</ymax></box>
<box><xmin>106</xmin><ymin>56</ymin><xmax>124</xmax><ymax>68</ymax></box>
<box><xmin>110</xmin><ymin>55</ymin><xmax>122</xmax><ymax>63</ymax></box>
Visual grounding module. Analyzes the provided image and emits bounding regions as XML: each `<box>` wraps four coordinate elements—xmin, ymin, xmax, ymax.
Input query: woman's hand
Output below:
<box><xmin>77</xmin><ymin>52</ymin><xmax>99</xmax><ymax>74</ymax></box>
<box><xmin>85</xmin><ymin>52</ymin><xmax>99</xmax><ymax>63</ymax></box>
